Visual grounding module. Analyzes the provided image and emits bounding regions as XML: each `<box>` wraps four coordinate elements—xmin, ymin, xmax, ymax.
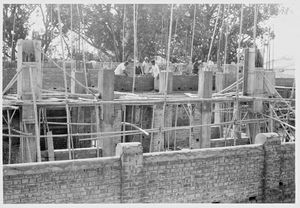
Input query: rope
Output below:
<box><xmin>207</xmin><ymin>4</ymin><xmax>221</xmax><ymax>62</ymax></box>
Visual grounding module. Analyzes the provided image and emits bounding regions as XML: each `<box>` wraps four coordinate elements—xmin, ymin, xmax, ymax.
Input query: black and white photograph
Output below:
<box><xmin>1</xmin><ymin>0</ymin><xmax>298</xmax><ymax>205</ymax></box>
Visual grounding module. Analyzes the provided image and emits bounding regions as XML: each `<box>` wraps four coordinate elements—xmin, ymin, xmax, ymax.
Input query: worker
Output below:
<box><xmin>142</xmin><ymin>57</ymin><xmax>151</xmax><ymax>75</ymax></box>
<box><xmin>192</xmin><ymin>59</ymin><xmax>202</xmax><ymax>75</ymax></box>
<box><xmin>114</xmin><ymin>61</ymin><xmax>129</xmax><ymax>76</ymax></box>
<box><xmin>149</xmin><ymin>60</ymin><xmax>160</xmax><ymax>91</ymax></box>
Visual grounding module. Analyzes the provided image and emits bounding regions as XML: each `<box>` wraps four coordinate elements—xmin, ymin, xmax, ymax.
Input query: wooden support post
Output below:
<box><xmin>150</xmin><ymin>105</ymin><xmax>155</xmax><ymax>152</ymax></box>
<box><xmin>174</xmin><ymin>104</ymin><xmax>178</xmax><ymax>150</ymax></box>
<box><xmin>243</xmin><ymin>48</ymin><xmax>249</xmax><ymax>95</ymax></box>
<box><xmin>188</xmin><ymin>104</ymin><xmax>193</xmax><ymax>149</ymax></box>
<box><xmin>269</xmin><ymin>103</ymin><xmax>274</xmax><ymax>132</ymax></box>
<box><xmin>198</xmin><ymin>71</ymin><xmax>212</xmax><ymax>148</ymax></box>
<box><xmin>122</xmin><ymin>105</ymin><xmax>126</xmax><ymax>143</ymax></box>
<box><xmin>20</xmin><ymin>120</ymin><xmax>24</xmax><ymax>163</ymax></box>
<box><xmin>46</xmin><ymin>131</ymin><xmax>55</xmax><ymax>161</ymax></box>
<box><xmin>95</xmin><ymin>105</ymin><xmax>101</xmax><ymax>157</ymax></box>
<box><xmin>6</xmin><ymin>110</ymin><xmax>12</xmax><ymax>164</ymax></box>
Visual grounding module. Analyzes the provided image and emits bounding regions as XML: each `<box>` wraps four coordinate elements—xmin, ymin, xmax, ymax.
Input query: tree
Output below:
<box><xmin>3</xmin><ymin>4</ymin><xmax>36</xmax><ymax>61</ymax></box>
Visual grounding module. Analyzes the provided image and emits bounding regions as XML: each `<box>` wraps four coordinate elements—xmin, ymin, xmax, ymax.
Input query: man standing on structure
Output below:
<box><xmin>141</xmin><ymin>57</ymin><xmax>151</xmax><ymax>75</ymax></box>
<box><xmin>150</xmin><ymin>60</ymin><xmax>160</xmax><ymax>91</ymax></box>
<box><xmin>114</xmin><ymin>61</ymin><xmax>129</xmax><ymax>76</ymax></box>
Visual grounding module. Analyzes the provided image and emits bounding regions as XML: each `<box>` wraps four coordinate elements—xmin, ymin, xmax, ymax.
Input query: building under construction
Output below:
<box><xmin>2</xmin><ymin>4</ymin><xmax>295</xmax><ymax>204</ymax></box>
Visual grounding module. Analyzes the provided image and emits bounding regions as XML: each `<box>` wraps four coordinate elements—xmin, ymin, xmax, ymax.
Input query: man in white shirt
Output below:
<box><xmin>114</xmin><ymin>61</ymin><xmax>129</xmax><ymax>76</ymax></box>
<box><xmin>149</xmin><ymin>60</ymin><xmax>160</xmax><ymax>91</ymax></box>
<box><xmin>142</xmin><ymin>57</ymin><xmax>151</xmax><ymax>75</ymax></box>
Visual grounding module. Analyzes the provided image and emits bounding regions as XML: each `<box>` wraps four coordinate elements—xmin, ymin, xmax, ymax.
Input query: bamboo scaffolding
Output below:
<box><xmin>4</xmin><ymin>95</ymin><xmax>294</xmax><ymax>107</ymax></box>
<box><xmin>3</xmin><ymin>118</ymin><xmax>268</xmax><ymax>139</ymax></box>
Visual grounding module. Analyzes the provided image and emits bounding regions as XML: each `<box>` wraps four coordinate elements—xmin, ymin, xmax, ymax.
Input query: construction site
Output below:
<box><xmin>2</xmin><ymin>3</ymin><xmax>295</xmax><ymax>204</ymax></box>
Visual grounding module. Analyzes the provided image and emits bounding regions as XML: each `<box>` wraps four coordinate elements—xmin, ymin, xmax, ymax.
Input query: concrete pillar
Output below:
<box><xmin>151</xmin><ymin>104</ymin><xmax>165</xmax><ymax>152</ymax></box>
<box><xmin>255</xmin><ymin>133</ymin><xmax>284</xmax><ymax>203</ymax></box>
<box><xmin>17</xmin><ymin>40</ymin><xmax>42</xmax><ymax>163</ymax></box>
<box><xmin>98</xmin><ymin>69</ymin><xmax>114</xmax><ymax>100</ymax></box>
<box><xmin>197</xmin><ymin>71</ymin><xmax>212</xmax><ymax>148</ymax></box>
<box><xmin>17</xmin><ymin>40</ymin><xmax>42</xmax><ymax>100</ymax></box>
<box><xmin>159</xmin><ymin>71</ymin><xmax>173</xmax><ymax>94</ymax></box>
<box><xmin>116</xmin><ymin>142</ymin><xmax>144</xmax><ymax>203</ymax></box>
<box><xmin>198</xmin><ymin>71</ymin><xmax>212</xmax><ymax>98</ymax></box>
<box><xmin>98</xmin><ymin>69</ymin><xmax>116</xmax><ymax>157</ymax></box>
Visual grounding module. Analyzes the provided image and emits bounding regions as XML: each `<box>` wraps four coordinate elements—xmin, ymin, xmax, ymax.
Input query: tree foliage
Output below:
<box><xmin>3</xmin><ymin>4</ymin><xmax>36</xmax><ymax>60</ymax></box>
<box><xmin>3</xmin><ymin>4</ymin><xmax>286</xmax><ymax>63</ymax></box>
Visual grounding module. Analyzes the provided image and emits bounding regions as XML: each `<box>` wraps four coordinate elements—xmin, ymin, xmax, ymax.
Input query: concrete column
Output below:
<box><xmin>97</xmin><ymin>69</ymin><xmax>116</xmax><ymax>157</ymax></box>
<box><xmin>151</xmin><ymin>104</ymin><xmax>165</xmax><ymax>152</ymax></box>
<box><xmin>17</xmin><ymin>40</ymin><xmax>42</xmax><ymax>163</ymax></box>
<box><xmin>198</xmin><ymin>71</ymin><xmax>212</xmax><ymax>98</ymax></box>
<box><xmin>159</xmin><ymin>71</ymin><xmax>173</xmax><ymax>93</ymax></box>
<box><xmin>255</xmin><ymin>133</ymin><xmax>282</xmax><ymax>202</ymax></box>
<box><xmin>198</xmin><ymin>71</ymin><xmax>212</xmax><ymax>148</ymax></box>
<box><xmin>116</xmin><ymin>142</ymin><xmax>144</xmax><ymax>203</ymax></box>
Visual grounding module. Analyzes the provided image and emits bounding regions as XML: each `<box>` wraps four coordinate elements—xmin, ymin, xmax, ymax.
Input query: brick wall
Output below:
<box><xmin>142</xmin><ymin>145</ymin><xmax>264</xmax><ymax>203</ymax></box>
<box><xmin>3</xmin><ymin>157</ymin><xmax>121</xmax><ymax>203</ymax></box>
<box><xmin>3</xmin><ymin>133</ymin><xmax>295</xmax><ymax>203</ymax></box>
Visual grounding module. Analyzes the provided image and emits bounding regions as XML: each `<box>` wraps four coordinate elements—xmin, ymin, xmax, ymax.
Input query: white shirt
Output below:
<box><xmin>142</xmin><ymin>61</ymin><xmax>151</xmax><ymax>74</ymax></box>
<box><xmin>114</xmin><ymin>63</ymin><xmax>126</xmax><ymax>75</ymax></box>
<box><xmin>150</xmin><ymin>64</ymin><xmax>160</xmax><ymax>78</ymax></box>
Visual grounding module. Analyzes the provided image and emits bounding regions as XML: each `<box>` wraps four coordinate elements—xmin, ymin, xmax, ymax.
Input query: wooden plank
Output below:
<box><xmin>46</xmin><ymin>131</ymin><xmax>55</xmax><ymax>161</ymax></box>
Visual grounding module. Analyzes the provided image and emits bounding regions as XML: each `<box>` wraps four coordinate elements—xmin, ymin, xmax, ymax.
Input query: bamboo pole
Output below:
<box><xmin>207</xmin><ymin>4</ymin><xmax>221</xmax><ymax>62</ymax></box>
<box><xmin>20</xmin><ymin>120</ymin><xmax>24</xmax><ymax>163</ymax></box>
<box><xmin>188</xmin><ymin>104</ymin><xmax>192</xmax><ymax>149</ymax></box>
<box><xmin>58</xmin><ymin>5</ymin><xmax>73</xmax><ymax>160</ymax></box>
<box><xmin>150</xmin><ymin>105</ymin><xmax>155</xmax><ymax>152</ymax></box>
<box><xmin>174</xmin><ymin>104</ymin><xmax>178</xmax><ymax>150</ymax></box>
<box><xmin>3</xmin><ymin>117</ymin><xmax>269</xmax><ymax>140</ymax></box>
<box><xmin>122</xmin><ymin>105</ymin><xmax>126</xmax><ymax>143</ymax></box>
<box><xmin>132</xmin><ymin>4</ymin><xmax>137</xmax><ymax>93</ymax></box>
